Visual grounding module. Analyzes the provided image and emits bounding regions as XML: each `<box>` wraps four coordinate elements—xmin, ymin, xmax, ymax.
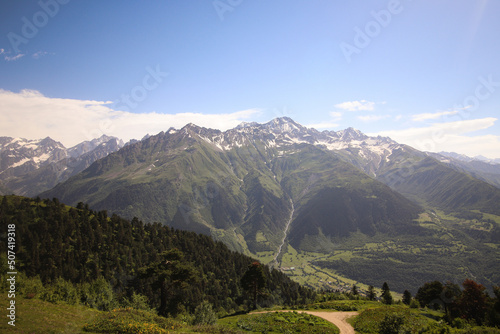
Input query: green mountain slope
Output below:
<box><xmin>41</xmin><ymin>123</ymin><xmax>424</xmax><ymax>257</ymax></box>
<box><xmin>38</xmin><ymin>118</ymin><xmax>500</xmax><ymax>292</ymax></box>
<box><xmin>377</xmin><ymin>156</ymin><xmax>500</xmax><ymax>215</ymax></box>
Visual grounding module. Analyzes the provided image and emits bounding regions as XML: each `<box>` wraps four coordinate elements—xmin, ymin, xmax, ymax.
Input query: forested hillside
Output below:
<box><xmin>0</xmin><ymin>195</ymin><xmax>315</xmax><ymax>316</ymax></box>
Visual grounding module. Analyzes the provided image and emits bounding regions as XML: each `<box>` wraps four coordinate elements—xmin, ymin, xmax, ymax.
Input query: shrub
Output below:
<box><xmin>19</xmin><ymin>275</ymin><xmax>44</xmax><ymax>298</ymax></box>
<box><xmin>419</xmin><ymin>321</ymin><xmax>451</xmax><ymax>334</ymax></box>
<box><xmin>121</xmin><ymin>292</ymin><xmax>153</xmax><ymax>312</ymax></box>
<box><xmin>410</xmin><ymin>299</ymin><xmax>420</xmax><ymax>309</ymax></box>
<box><xmin>379</xmin><ymin>314</ymin><xmax>405</xmax><ymax>334</ymax></box>
<box><xmin>80</xmin><ymin>277</ymin><xmax>116</xmax><ymax>311</ymax></box>
<box><xmin>40</xmin><ymin>277</ymin><xmax>79</xmax><ymax>305</ymax></box>
<box><xmin>193</xmin><ymin>301</ymin><xmax>218</xmax><ymax>325</ymax></box>
<box><xmin>83</xmin><ymin>307</ymin><xmax>183</xmax><ymax>333</ymax></box>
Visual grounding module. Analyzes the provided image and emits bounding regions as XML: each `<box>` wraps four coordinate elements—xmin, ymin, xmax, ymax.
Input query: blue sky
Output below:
<box><xmin>1</xmin><ymin>0</ymin><xmax>500</xmax><ymax>158</ymax></box>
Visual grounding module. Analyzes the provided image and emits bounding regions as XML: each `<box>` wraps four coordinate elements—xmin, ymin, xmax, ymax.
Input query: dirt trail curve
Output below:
<box><xmin>302</xmin><ymin>311</ymin><xmax>358</xmax><ymax>334</ymax></box>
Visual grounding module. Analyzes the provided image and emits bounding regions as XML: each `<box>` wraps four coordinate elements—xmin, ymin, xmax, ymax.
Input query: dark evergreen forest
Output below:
<box><xmin>0</xmin><ymin>195</ymin><xmax>315</xmax><ymax>315</ymax></box>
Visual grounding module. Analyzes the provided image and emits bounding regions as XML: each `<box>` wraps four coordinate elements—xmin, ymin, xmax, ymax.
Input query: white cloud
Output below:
<box><xmin>4</xmin><ymin>54</ymin><xmax>25</xmax><ymax>61</ymax></box>
<box><xmin>371</xmin><ymin>118</ymin><xmax>500</xmax><ymax>159</ymax></box>
<box><xmin>0</xmin><ymin>89</ymin><xmax>261</xmax><ymax>147</ymax></box>
<box><xmin>32</xmin><ymin>51</ymin><xmax>51</xmax><ymax>59</ymax></box>
<box><xmin>0</xmin><ymin>49</ymin><xmax>25</xmax><ymax>61</ymax></box>
<box><xmin>411</xmin><ymin>110</ymin><xmax>459</xmax><ymax>122</ymax></box>
<box><xmin>334</xmin><ymin>100</ymin><xmax>375</xmax><ymax>112</ymax></box>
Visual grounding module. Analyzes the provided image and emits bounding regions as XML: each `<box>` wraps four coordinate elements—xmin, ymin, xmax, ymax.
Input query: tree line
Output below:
<box><xmin>0</xmin><ymin>195</ymin><xmax>315</xmax><ymax>316</ymax></box>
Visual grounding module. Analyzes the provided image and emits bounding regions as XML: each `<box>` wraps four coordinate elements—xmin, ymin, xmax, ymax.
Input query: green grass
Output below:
<box><xmin>350</xmin><ymin>303</ymin><xmax>500</xmax><ymax>334</ymax></box>
<box><xmin>83</xmin><ymin>307</ymin><xmax>184</xmax><ymax>333</ymax></box>
<box><xmin>0</xmin><ymin>296</ymin><xmax>100</xmax><ymax>333</ymax></box>
<box><xmin>296</xmin><ymin>299</ymin><xmax>379</xmax><ymax>312</ymax></box>
<box><xmin>218</xmin><ymin>311</ymin><xmax>339</xmax><ymax>333</ymax></box>
<box><xmin>0</xmin><ymin>297</ymin><xmax>240</xmax><ymax>334</ymax></box>
<box><xmin>350</xmin><ymin>305</ymin><xmax>441</xmax><ymax>334</ymax></box>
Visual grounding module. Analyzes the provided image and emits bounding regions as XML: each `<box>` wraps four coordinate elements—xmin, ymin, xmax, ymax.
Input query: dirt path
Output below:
<box><xmin>252</xmin><ymin>310</ymin><xmax>358</xmax><ymax>334</ymax></box>
<box><xmin>301</xmin><ymin>311</ymin><xmax>358</xmax><ymax>334</ymax></box>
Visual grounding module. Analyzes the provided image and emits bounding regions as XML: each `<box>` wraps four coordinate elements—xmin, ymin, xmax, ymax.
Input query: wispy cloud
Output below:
<box><xmin>334</xmin><ymin>100</ymin><xmax>375</xmax><ymax>112</ymax></box>
<box><xmin>371</xmin><ymin>118</ymin><xmax>500</xmax><ymax>159</ymax></box>
<box><xmin>32</xmin><ymin>51</ymin><xmax>52</xmax><ymax>59</ymax></box>
<box><xmin>0</xmin><ymin>89</ymin><xmax>261</xmax><ymax>147</ymax></box>
<box><xmin>0</xmin><ymin>49</ymin><xmax>25</xmax><ymax>61</ymax></box>
<box><xmin>411</xmin><ymin>110</ymin><xmax>459</xmax><ymax>122</ymax></box>
<box><xmin>1</xmin><ymin>49</ymin><xmax>52</xmax><ymax>61</ymax></box>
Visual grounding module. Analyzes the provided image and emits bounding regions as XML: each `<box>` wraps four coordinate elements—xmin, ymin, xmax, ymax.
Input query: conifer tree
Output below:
<box><xmin>402</xmin><ymin>290</ymin><xmax>412</xmax><ymax>305</ymax></box>
<box><xmin>351</xmin><ymin>284</ymin><xmax>359</xmax><ymax>297</ymax></box>
<box><xmin>241</xmin><ymin>262</ymin><xmax>267</xmax><ymax>310</ymax></box>
<box><xmin>367</xmin><ymin>285</ymin><xmax>376</xmax><ymax>301</ymax></box>
<box><xmin>381</xmin><ymin>282</ymin><xmax>393</xmax><ymax>305</ymax></box>
<box><xmin>137</xmin><ymin>249</ymin><xmax>197</xmax><ymax>316</ymax></box>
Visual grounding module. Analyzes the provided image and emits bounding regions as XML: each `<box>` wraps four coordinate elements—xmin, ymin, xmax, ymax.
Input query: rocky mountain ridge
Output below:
<box><xmin>0</xmin><ymin>135</ymin><xmax>124</xmax><ymax>196</ymax></box>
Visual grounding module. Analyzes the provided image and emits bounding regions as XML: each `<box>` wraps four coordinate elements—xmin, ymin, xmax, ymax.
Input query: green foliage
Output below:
<box><xmin>240</xmin><ymin>262</ymin><xmax>267</xmax><ymax>310</ymax></box>
<box><xmin>0</xmin><ymin>195</ymin><xmax>315</xmax><ymax>316</ymax></box>
<box><xmin>83</xmin><ymin>307</ymin><xmax>183</xmax><ymax>333</ymax></box>
<box><xmin>379</xmin><ymin>313</ymin><xmax>405</xmax><ymax>334</ymax></box>
<box><xmin>121</xmin><ymin>292</ymin><xmax>154</xmax><ymax>312</ymax></box>
<box><xmin>80</xmin><ymin>277</ymin><xmax>116</xmax><ymax>311</ymax></box>
<box><xmin>137</xmin><ymin>249</ymin><xmax>198</xmax><ymax>316</ymax></box>
<box><xmin>410</xmin><ymin>299</ymin><xmax>421</xmax><ymax>309</ymax></box>
<box><xmin>403</xmin><ymin>290</ymin><xmax>412</xmax><ymax>305</ymax></box>
<box><xmin>299</xmin><ymin>299</ymin><xmax>363</xmax><ymax>311</ymax></box>
<box><xmin>367</xmin><ymin>285</ymin><xmax>376</xmax><ymax>301</ymax></box>
<box><xmin>225</xmin><ymin>311</ymin><xmax>339</xmax><ymax>333</ymax></box>
<box><xmin>381</xmin><ymin>282</ymin><xmax>393</xmax><ymax>305</ymax></box>
<box><xmin>352</xmin><ymin>306</ymin><xmax>434</xmax><ymax>333</ymax></box>
<box><xmin>420</xmin><ymin>321</ymin><xmax>452</xmax><ymax>334</ymax></box>
<box><xmin>40</xmin><ymin>277</ymin><xmax>80</xmax><ymax>305</ymax></box>
<box><xmin>416</xmin><ymin>281</ymin><xmax>444</xmax><ymax>309</ymax></box>
<box><xmin>193</xmin><ymin>301</ymin><xmax>218</xmax><ymax>326</ymax></box>
<box><xmin>18</xmin><ymin>274</ymin><xmax>44</xmax><ymax>298</ymax></box>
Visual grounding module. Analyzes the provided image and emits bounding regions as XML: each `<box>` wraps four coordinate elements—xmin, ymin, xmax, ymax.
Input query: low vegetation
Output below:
<box><xmin>219</xmin><ymin>311</ymin><xmax>340</xmax><ymax>333</ymax></box>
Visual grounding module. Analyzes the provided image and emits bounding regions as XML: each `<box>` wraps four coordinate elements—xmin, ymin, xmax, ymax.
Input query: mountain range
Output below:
<box><xmin>4</xmin><ymin>117</ymin><xmax>500</xmax><ymax>291</ymax></box>
<box><xmin>0</xmin><ymin>135</ymin><xmax>124</xmax><ymax>196</ymax></box>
